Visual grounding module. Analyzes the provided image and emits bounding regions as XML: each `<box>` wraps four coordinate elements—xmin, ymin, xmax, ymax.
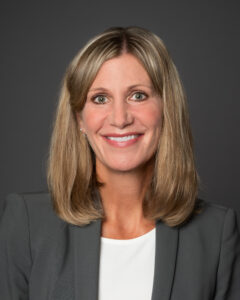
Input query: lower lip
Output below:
<box><xmin>102</xmin><ymin>135</ymin><xmax>143</xmax><ymax>148</ymax></box>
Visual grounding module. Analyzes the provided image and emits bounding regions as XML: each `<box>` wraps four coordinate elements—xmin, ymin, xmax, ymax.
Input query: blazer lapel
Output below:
<box><xmin>72</xmin><ymin>219</ymin><xmax>102</xmax><ymax>300</ymax></box>
<box><xmin>151</xmin><ymin>220</ymin><xmax>179</xmax><ymax>300</ymax></box>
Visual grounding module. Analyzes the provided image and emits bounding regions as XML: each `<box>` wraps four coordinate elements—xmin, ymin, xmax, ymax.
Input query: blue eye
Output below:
<box><xmin>91</xmin><ymin>91</ymin><xmax>147</xmax><ymax>104</ymax></box>
<box><xmin>92</xmin><ymin>95</ymin><xmax>107</xmax><ymax>104</ymax></box>
<box><xmin>131</xmin><ymin>92</ymin><xmax>147</xmax><ymax>101</ymax></box>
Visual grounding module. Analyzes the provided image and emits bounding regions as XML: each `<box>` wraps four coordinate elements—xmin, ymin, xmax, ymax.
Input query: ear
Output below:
<box><xmin>75</xmin><ymin>111</ymin><xmax>87</xmax><ymax>135</ymax></box>
<box><xmin>75</xmin><ymin>111</ymin><xmax>83</xmax><ymax>129</ymax></box>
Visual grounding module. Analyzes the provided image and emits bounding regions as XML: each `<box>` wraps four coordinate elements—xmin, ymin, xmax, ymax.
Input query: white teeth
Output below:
<box><xmin>107</xmin><ymin>135</ymin><xmax>139</xmax><ymax>142</ymax></box>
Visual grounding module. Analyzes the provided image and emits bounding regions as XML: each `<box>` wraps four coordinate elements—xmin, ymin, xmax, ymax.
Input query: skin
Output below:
<box><xmin>76</xmin><ymin>53</ymin><xmax>163</xmax><ymax>239</ymax></box>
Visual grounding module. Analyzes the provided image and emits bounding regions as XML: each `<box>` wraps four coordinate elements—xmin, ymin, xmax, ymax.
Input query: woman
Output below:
<box><xmin>0</xmin><ymin>26</ymin><xmax>239</xmax><ymax>300</ymax></box>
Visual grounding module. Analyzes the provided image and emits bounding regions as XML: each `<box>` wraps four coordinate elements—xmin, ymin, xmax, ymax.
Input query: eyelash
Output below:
<box><xmin>91</xmin><ymin>91</ymin><xmax>148</xmax><ymax>104</ymax></box>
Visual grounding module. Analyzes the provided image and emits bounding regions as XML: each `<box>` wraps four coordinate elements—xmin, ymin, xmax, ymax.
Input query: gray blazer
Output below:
<box><xmin>0</xmin><ymin>192</ymin><xmax>240</xmax><ymax>300</ymax></box>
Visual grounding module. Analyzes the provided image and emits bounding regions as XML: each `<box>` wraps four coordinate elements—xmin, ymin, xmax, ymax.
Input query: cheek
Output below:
<box><xmin>81</xmin><ymin>106</ymin><xmax>106</xmax><ymax>132</ymax></box>
<box><xmin>136</xmin><ymin>103</ymin><xmax>163</xmax><ymax>128</ymax></box>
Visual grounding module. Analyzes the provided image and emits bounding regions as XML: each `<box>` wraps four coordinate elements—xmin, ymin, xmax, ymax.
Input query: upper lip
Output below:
<box><xmin>102</xmin><ymin>132</ymin><xmax>143</xmax><ymax>137</ymax></box>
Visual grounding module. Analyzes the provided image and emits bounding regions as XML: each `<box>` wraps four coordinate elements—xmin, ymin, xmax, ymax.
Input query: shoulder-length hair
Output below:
<box><xmin>46</xmin><ymin>26</ymin><xmax>201</xmax><ymax>227</ymax></box>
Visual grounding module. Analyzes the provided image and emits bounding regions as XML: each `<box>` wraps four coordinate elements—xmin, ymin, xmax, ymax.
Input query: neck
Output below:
<box><xmin>96</xmin><ymin>159</ymin><xmax>155</xmax><ymax>233</ymax></box>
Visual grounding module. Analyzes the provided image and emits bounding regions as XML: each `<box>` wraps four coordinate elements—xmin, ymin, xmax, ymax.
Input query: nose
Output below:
<box><xmin>109</xmin><ymin>100</ymin><xmax>134</xmax><ymax>129</ymax></box>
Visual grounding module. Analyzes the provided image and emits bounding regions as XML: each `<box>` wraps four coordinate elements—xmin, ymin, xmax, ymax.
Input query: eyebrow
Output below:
<box><xmin>88</xmin><ymin>84</ymin><xmax>153</xmax><ymax>93</ymax></box>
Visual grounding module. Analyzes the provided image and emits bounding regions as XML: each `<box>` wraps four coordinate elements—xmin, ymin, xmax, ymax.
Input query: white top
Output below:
<box><xmin>98</xmin><ymin>227</ymin><xmax>156</xmax><ymax>300</ymax></box>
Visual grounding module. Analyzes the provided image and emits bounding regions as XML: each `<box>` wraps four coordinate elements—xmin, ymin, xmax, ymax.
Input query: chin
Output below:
<box><xmin>105</xmin><ymin>159</ymin><xmax>149</xmax><ymax>173</ymax></box>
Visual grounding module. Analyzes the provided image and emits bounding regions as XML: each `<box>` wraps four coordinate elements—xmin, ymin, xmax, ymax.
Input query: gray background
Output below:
<box><xmin>0</xmin><ymin>0</ymin><xmax>239</xmax><ymax>221</ymax></box>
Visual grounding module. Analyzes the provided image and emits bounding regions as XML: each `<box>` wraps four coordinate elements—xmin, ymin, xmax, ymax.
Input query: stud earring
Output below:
<box><xmin>80</xmin><ymin>128</ymin><xmax>86</xmax><ymax>136</ymax></box>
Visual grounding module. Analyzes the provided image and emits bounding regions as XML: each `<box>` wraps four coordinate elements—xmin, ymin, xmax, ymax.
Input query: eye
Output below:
<box><xmin>91</xmin><ymin>94</ymin><xmax>108</xmax><ymax>104</ymax></box>
<box><xmin>131</xmin><ymin>92</ymin><xmax>147</xmax><ymax>101</ymax></box>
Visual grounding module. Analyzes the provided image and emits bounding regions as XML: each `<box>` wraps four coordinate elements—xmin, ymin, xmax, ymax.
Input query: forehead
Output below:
<box><xmin>89</xmin><ymin>53</ymin><xmax>152</xmax><ymax>90</ymax></box>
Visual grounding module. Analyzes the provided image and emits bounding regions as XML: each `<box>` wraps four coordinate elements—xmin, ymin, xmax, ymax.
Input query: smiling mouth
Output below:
<box><xmin>106</xmin><ymin>134</ymin><xmax>141</xmax><ymax>142</ymax></box>
<box><xmin>102</xmin><ymin>133</ymin><xmax>144</xmax><ymax>147</ymax></box>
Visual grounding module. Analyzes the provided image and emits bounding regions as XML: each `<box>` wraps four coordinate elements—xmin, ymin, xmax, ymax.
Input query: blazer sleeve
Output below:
<box><xmin>0</xmin><ymin>193</ymin><xmax>32</xmax><ymax>300</ymax></box>
<box><xmin>214</xmin><ymin>207</ymin><xmax>240</xmax><ymax>300</ymax></box>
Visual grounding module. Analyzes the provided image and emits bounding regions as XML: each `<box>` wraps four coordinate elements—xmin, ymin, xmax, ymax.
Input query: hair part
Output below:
<box><xmin>46</xmin><ymin>26</ymin><xmax>201</xmax><ymax>227</ymax></box>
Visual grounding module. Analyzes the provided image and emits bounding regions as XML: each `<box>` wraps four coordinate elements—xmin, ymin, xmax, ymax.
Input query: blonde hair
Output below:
<box><xmin>47</xmin><ymin>26</ymin><xmax>201</xmax><ymax>227</ymax></box>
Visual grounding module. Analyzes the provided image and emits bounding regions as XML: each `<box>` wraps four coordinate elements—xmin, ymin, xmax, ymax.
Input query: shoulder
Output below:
<box><xmin>191</xmin><ymin>200</ymin><xmax>240</xmax><ymax>298</ymax></box>
<box><xmin>194</xmin><ymin>198</ymin><xmax>239</xmax><ymax>225</ymax></box>
<box><xmin>1</xmin><ymin>191</ymin><xmax>67</xmax><ymax>241</ymax></box>
<box><xmin>2</xmin><ymin>191</ymin><xmax>61</xmax><ymax>220</ymax></box>
<box><xmin>1</xmin><ymin>191</ymin><xmax>70</xmax><ymax>262</ymax></box>
<box><xmin>180</xmin><ymin>198</ymin><xmax>240</xmax><ymax>244</ymax></box>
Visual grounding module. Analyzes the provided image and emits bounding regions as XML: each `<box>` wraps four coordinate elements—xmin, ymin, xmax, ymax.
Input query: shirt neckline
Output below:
<box><xmin>100</xmin><ymin>227</ymin><xmax>156</xmax><ymax>245</ymax></box>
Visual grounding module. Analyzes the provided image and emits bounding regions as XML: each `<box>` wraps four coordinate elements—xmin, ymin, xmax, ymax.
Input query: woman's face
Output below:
<box><xmin>76</xmin><ymin>53</ymin><xmax>163</xmax><ymax>173</ymax></box>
